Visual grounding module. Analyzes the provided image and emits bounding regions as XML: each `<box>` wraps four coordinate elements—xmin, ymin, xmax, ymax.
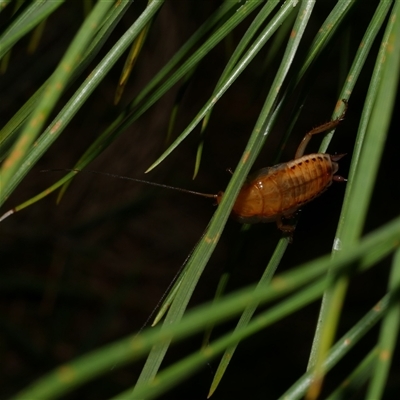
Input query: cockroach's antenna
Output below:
<box><xmin>41</xmin><ymin>169</ymin><xmax>218</xmax><ymax>199</ymax></box>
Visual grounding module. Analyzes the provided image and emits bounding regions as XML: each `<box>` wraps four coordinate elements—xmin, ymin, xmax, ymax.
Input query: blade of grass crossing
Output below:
<box><xmin>114</xmin><ymin>16</ymin><xmax>151</xmax><ymax>104</ymax></box>
<box><xmin>208</xmin><ymin>237</ymin><xmax>289</xmax><ymax>397</ymax></box>
<box><xmin>307</xmin><ymin>2</ymin><xmax>400</xmax><ymax>398</ymax></box>
<box><xmin>0</xmin><ymin>0</ymin><xmax>64</xmax><ymax>58</ymax></box>
<box><xmin>0</xmin><ymin>0</ymin><xmax>114</xmax><ymax>205</ymax></box>
<box><xmin>0</xmin><ymin>0</ymin><xmax>13</xmax><ymax>13</ymax></box>
<box><xmin>326</xmin><ymin>348</ymin><xmax>378</xmax><ymax>400</ymax></box>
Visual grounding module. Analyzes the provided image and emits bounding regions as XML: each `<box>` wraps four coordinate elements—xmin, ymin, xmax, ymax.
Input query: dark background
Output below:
<box><xmin>1</xmin><ymin>1</ymin><xmax>399</xmax><ymax>399</ymax></box>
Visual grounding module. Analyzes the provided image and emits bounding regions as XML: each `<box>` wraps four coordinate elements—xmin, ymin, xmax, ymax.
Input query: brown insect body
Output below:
<box><xmin>217</xmin><ymin>153</ymin><xmax>345</xmax><ymax>225</ymax></box>
<box><xmin>215</xmin><ymin>100</ymin><xmax>348</xmax><ymax>231</ymax></box>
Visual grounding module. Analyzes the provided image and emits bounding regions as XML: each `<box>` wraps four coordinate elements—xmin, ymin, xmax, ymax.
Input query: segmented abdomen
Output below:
<box><xmin>280</xmin><ymin>153</ymin><xmax>334</xmax><ymax>209</ymax></box>
<box><xmin>230</xmin><ymin>153</ymin><xmax>335</xmax><ymax>223</ymax></box>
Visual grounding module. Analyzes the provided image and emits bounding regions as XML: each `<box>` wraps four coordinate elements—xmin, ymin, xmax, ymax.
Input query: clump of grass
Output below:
<box><xmin>1</xmin><ymin>1</ymin><xmax>399</xmax><ymax>399</ymax></box>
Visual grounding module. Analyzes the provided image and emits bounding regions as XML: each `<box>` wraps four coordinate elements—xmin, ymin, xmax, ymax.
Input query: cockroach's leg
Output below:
<box><xmin>294</xmin><ymin>99</ymin><xmax>348</xmax><ymax>159</ymax></box>
<box><xmin>276</xmin><ymin>216</ymin><xmax>296</xmax><ymax>233</ymax></box>
<box><xmin>330</xmin><ymin>153</ymin><xmax>347</xmax><ymax>162</ymax></box>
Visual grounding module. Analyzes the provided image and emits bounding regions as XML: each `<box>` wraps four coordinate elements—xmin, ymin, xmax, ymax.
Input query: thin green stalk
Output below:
<box><xmin>327</xmin><ymin>348</ymin><xmax>377</xmax><ymax>400</ymax></box>
<box><xmin>208</xmin><ymin>237</ymin><xmax>289</xmax><ymax>397</ymax></box>
<box><xmin>0</xmin><ymin>0</ymin><xmax>64</xmax><ymax>58</ymax></box>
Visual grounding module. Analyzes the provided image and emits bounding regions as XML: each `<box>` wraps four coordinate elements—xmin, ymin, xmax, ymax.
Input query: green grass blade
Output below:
<box><xmin>320</xmin><ymin>0</ymin><xmax>393</xmax><ymax>155</ymax></box>
<box><xmin>327</xmin><ymin>348</ymin><xmax>377</xmax><ymax>400</ymax></box>
<box><xmin>208</xmin><ymin>237</ymin><xmax>289</xmax><ymax>397</ymax></box>
<box><xmin>152</xmin><ymin>225</ymin><xmax>211</xmax><ymax>326</ymax></box>
<box><xmin>117</xmin><ymin>293</ymin><xmax>392</xmax><ymax>400</ymax></box>
<box><xmin>366</xmin><ymin>248</ymin><xmax>400</xmax><ymax>399</ymax></box>
<box><xmin>0</xmin><ymin>0</ymin><xmax>64</xmax><ymax>58</ymax></box>
<box><xmin>0</xmin><ymin>0</ymin><xmax>13</xmax><ymax>13</ymax></box>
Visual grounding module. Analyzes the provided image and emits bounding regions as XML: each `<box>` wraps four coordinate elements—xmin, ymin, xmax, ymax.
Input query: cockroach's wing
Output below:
<box><xmin>245</xmin><ymin>163</ymin><xmax>286</xmax><ymax>182</ymax></box>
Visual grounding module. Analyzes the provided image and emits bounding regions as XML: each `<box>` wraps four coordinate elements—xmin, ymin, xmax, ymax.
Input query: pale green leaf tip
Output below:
<box><xmin>144</xmin><ymin>163</ymin><xmax>156</xmax><ymax>174</ymax></box>
<box><xmin>192</xmin><ymin>164</ymin><xmax>199</xmax><ymax>180</ymax></box>
<box><xmin>0</xmin><ymin>209</ymin><xmax>14</xmax><ymax>222</ymax></box>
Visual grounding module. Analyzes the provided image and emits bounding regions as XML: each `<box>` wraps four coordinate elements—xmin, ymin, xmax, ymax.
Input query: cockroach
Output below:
<box><xmin>222</xmin><ymin>100</ymin><xmax>348</xmax><ymax>232</ymax></box>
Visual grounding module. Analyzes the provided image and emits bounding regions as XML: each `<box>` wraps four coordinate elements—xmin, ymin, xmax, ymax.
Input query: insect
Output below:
<box><xmin>217</xmin><ymin>100</ymin><xmax>348</xmax><ymax>232</ymax></box>
<box><xmin>35</xmin><ymin>100</ymin><xmax>347</xmax><ymax>233</ymax></box>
